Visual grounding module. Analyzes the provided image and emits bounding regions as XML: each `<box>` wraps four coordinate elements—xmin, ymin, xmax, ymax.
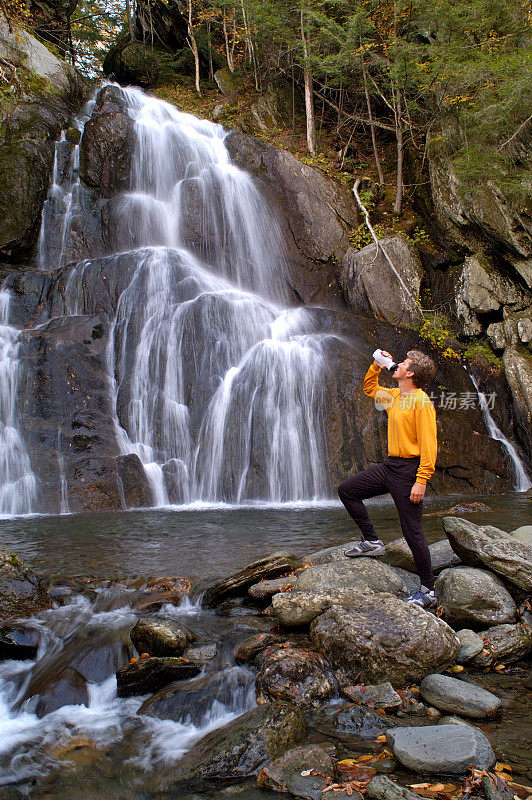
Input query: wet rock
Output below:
<box><xmin>255</xmin><ymin>645</ymin><xmax>338</xmax><ymax>707</ymax></box>
<box><xmin>448</xmin><ymin>503</ymin><xmax>492</xmax><ymax>514</ymax></box>
<box><xmin>0</xmin><ymin>548</ymin><xmax>51</xmax><ymax>619</ymax></box>
<box><xmin>435</xmin><ymin>567</ymin><xmax>516</xmax><ymax>628</ymax></box>
<box><xmin>292</xmin><ymin>560</ymin><xmax>411</xmax><ymax>597</ymax></box>
<box><xmin>503</xmin><ymin>350</ymin><xmax>532</xmax><ymax>464</ymax></box>
<box><xmin>202</xmin><ymin>552</ymin><xmax>301</xmax><ymax>607</ymax></box>
<box><xmin>70</xmin><ymin>638</ymin><xmax>131</xmax><ymax>683</ymax></box>
<box><xmin>130</xmin><ymin>618</ymin><xmax>195</xmax><ymax>657</ymax></box>
<box><xmin>154</xmin><ymin>702</ymin><xmax>307</xmax><ymax>785</ymax></box>
<box><xmin>184</xmin><ymin>643</ymin><xmax>217</xmax><ymax>662</ymax></box>
<box><xmin>382</xmin><ymin>539</ymin><xmax>461</xmax><ymax>574</ymax></box>
<box><xmin>34</xmin><ymin>668</ymin><xmax>89</xmax><ymax>717</ymax></box>
<box><xmin>257</xmin><ymin>744</ymin><xmax>334</xmax><ymax>799</ymax></box>
<box><xmin>273</xmin><ymin>589</ymin><xmax>366</xmax><ymax>628</ymax></box>
<box><xmin>0</xmin><ymin>620</ymin><xmax>41</xmax><ymax>660</ymax></box>
<box><xmin>132</xmin><ymin>576</ymin><xmax>192</xmax><ymax>611</ymax></box>
<box><xmin>80</xmin><ymin>85</ymin><xmax>136</xmax><ymax>197</ymax></box>
<box><xmin>116</xmin><ymin>656</ymin><xmax>201</xmax><ymax>697</ymax></box>
<box><xmin>342</xmin><ymin>682</ymin><xmax>402</xmax><ymax>712</ymax></box>
<box><xmin>456</xmin><ymin>629</ymin><xmax>484</xmax><ymax>664</ymax></box>
<box><xmin>341</xmin><ymin>236</ymin><xmax>423</xmax><ymax>325</ymax></box>
<box><xmin>234</xmin><ymin>633</ymin><xmax>284</xmax><ymax>664</ymax></box>
<box><xmin>373</xmin><ymin>758</ymin><xmax>398</xmax><ymax>775</ymax></box>
<box><xmin>367</xmin><ymin>775</ymin><xmax>422</xmax><ymax>800</ymax></box>
<box><xmin>308</xmin><ymin>703</ymin><xmax>390</xmax><ymax>744</ymax></box>
<box><xmin>386</xmin><ymin>724</ymin><xmax>496</xmax><ymax>775</ymax></box>
<box><xmin>310</xmin><ymin>589</ymin><xmax>460</xmax><ymax>687</ymax></box>
<box><xmin>443</xmin><ymin>517</ymin><xmax>532</xmax><ymax>591</ymax></box>
<box><xmin>248</xmin><ymin>576</ymin><xmax>296</xmax><ymax>600</ymax></box>
<box><xmin>138</xmin><ymin>667</ymin><xmax>252</xmax><ymax>725</ymax></box>
<box><xmin>419</xmin><ymin>674</ymin><xmax>501</xmax><ymax>719</ymax></box>
<box><xmin>471</xmin><ymin>623</ymin><xmax>532</xmax><ymax>666</ymax></box>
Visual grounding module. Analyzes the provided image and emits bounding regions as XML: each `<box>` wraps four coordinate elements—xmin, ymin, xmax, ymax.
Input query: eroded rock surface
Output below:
<box><xmin>255</xmin><ymin>645</ymin><xmax>338</xmax><ymax>707</ymax></box>
<box><xmin>435</xmin><ymin>567</ymin><xmax>516</xmax><ymax>628</ymax></box>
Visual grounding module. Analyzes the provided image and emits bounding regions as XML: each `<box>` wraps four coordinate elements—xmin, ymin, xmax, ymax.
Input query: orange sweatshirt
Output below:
<box><xmin>363</xmin><ymin>363</ymin><xmax>437</xmax><ymax>485</ymax></box>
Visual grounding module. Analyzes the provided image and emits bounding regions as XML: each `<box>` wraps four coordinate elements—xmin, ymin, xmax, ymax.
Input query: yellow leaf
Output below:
<box><xmin>375</xmin><ymin>734</ymin><xmax>387</xmax><ymax>743</ymax></box>
<box><xmin>496</xmin><ymin>763</ymin><xmax>513</xmax><ymax>773</ymax></box>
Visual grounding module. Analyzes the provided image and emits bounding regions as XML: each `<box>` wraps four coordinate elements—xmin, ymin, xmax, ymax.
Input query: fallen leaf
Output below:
<box><xmin>447</xmin><ymin>665</ymin><xmax>464</xmax><ymax>673</ymax></box>
<box><xmin>375</xmin><ymin>734</ymin><xmax>387</xmax><ymax>743</ymax></box>
<box><xmin>496</xmin><ymin>764</ymin><xmax>513</xmax><ymax>773</ymax></box>
<box><xmin>301</xmin><ymin>769</ymin><xmax>313</xmax><ymax>776</ymax></box>
<box><xmin>346</xmin><ymin>786</ymin><xmax>353</xmax><ymax>796</ymax></box>
<box><xmin>494</xmin><ymin>664</ymin><xmax>506</xmax><ymax>672</ymax></box>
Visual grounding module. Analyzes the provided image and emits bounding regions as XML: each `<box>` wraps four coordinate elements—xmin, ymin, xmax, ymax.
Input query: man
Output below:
<box><xmin>338</xmin><ymin>349</ymin><xmax>438</xmax><ymax>608</ymax></box>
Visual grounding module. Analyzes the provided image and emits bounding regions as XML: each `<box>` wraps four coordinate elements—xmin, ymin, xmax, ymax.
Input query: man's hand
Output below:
<box><xmin>373</xmin><ymin>350</ymin><xmax>394</xmax><ymax>369</ymax></box>
<box><xmin>410</xmin><ymin>482</ymin><xmax>426</xmax><ymax>503</ymax></box>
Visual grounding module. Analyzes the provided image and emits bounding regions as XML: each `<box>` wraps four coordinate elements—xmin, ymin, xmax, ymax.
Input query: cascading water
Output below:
<box><xmin>43</xmin><ymin>85</ymin><xmax>331</xmax><ymax>507</ymax></box>
<box><xmin>0</xmin><ymin>291</ymin><xmax>37</xmax><ymax>515</ymax></box>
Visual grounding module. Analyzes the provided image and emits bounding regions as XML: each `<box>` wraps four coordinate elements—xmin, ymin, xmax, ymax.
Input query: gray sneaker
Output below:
<box><xmin>344</xmin><ymin>539</ymin><xmax>385</xmax><ymax>558</ymax></box>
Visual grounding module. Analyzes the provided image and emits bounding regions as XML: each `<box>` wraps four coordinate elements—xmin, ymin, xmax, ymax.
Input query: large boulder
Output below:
<box><xmin>435</xmin><ymin>567</ymin><xmax>517</xmax><ymax>628</ymax></box>
<box><xmin>419</xmin><ymin>674</ymin><xmax>501</xmax><ymax>719</ymax></box>
<box><xmin>116</xmin><ymin>656</ymin><xmax>201</xmax><ymax>697</ymax></box>
<box><xmin>386</xmin><ymin>724</ymin><xmax>495</xmax><ymax>775</ymax></box>
<box><xmin>151</xmin><ymin>702</ymin><xmax>307</xmax><ymax>788</ymax></box>
<box><xmin>273</xmin><ymin>588</ymin><xmax>368</xmax><ymax>628</ymax></box>
<box><xmin>129</xmin><ymin>618</ymin><xmax>195</xmax><ymax>657</ymax></box>
<box><xmin>471</xmin><ymin>623</ymin><xmax>532</xmax><ymax>667</ymax></box>
<box><xmin>382</xmin><ymin>538</ymin><xmax>461</xmax><ymax>574</ymax></box>
<box><xmin>255</xmin><ymin>645</ymin><xmax>338</xmax><ymax>707</ymax></box>
<box><xmin>310</xmin><ymin>589</ymin><xmax>460</xmax><ymax>687</ymax></box>
<box><xmin>443</xmin><ymin>517</ymin><xmax>532</xmax><ymax>590</ymax></box>
<box><xmin>0</xmin><ymin>549</ymin><xmax>51</xmax><ymax>619</ymax></box>
<box><xmin>341</xmin><ymin>236</ymin><xmax>423</xmax><ymax>325</ymax></box>
<box><xmin>292</xmin><ymin>560</ymin><xmax>411</xmax><ymax>597</ymax></box>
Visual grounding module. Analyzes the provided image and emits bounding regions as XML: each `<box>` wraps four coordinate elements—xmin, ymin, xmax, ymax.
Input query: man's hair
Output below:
<box><xmin>406</xmin><ymin>350</ymin><xmax>435</xmax><ymax>389</ymax></box>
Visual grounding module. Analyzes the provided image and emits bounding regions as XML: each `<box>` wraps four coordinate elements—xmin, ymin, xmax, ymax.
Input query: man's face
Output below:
<box><xmin>393</xmin><ymin>357</ymin><xmax>414</xmax><ymax>381</ymax></box>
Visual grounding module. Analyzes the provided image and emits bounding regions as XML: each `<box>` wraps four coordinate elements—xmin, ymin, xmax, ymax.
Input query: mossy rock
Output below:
<box><xmin>0</xmin><ymin>548</ymin><xmax>51</xmax><ymax>618</ymax></box>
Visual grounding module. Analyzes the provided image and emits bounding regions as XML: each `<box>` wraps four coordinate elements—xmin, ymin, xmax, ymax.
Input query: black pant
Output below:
<box><xmin>338</xmin><ymin>457</ymin><xmax>434</xmax><ymax>590</ymax></box>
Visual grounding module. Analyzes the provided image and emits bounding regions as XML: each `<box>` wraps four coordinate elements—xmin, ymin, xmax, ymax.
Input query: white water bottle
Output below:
<box><xmin>373</xmin><ymin>349</ymin><xmax>398</xmax><ymax>373</ymax></box>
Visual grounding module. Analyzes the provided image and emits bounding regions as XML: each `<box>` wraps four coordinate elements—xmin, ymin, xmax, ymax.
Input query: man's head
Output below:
<box><xmin>393</xmin><ymin>350</ymin><xmax>435</xmax><ymax>389</ymax></box>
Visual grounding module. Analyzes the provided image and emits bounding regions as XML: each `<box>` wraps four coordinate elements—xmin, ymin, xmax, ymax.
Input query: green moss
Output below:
<box><xmin>463</xmin><ymin>342</ymin><xmax>503</xmax><ymax>369</ymax></box>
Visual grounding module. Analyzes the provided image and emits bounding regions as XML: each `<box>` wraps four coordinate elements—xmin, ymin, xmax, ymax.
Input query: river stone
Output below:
<box><xmin>202</xmin><ymin>551</ymin><xmax>301</xmax><ymax>607</ymax></box>
<box><xmin>419</xmin><ymin>674</ymin><xmax>501</xmax><ymax>719</ymax></box>
<box><xmin>130</xmin><ymin>618</ymin><xmax>195</xmax><ymax>657</ymax></box>
<box><xmin>273</xmin><ymin>589</ymin><xmax>368</xmax><ymax>628</ymax></box>
<box><xmin>382</xmin><ymin>538</ymin><xmax>461</xmax><ymax>574</ymax></box>
<box><xmin>235</xmin><ymin>633</ymin><xmax>285</xmax><ymax>664</ymax></box>
<box><xmin>386</xmin><ymin>724</ymin><xmax>495</xmax><ymax>775</ymax></box>
<box><xmin>292</xmin><ymin>560</ymin><xmax>409</xmax><ymax>597</ymax></box>
<box><xmin>255</xmin><ymin>645</ymin><xmax>338</xmax><ymax>707</ymax></box>
<box><xmin>443</xmin><ymin>517</ymin><xmax>532</xmax><ymax>590</ymax></box>
<box><xmin>0</xmin><ymin>549</ymin><xmax>51</xmax><ymax>619</ymax></box>
<box><xmin>472</xmin><ymin>623</ymin><xmax>532</xmax><ymax>666</ymax></box>
<box><xmin>308</xmin><ymin>703</ymin><xmax>390</xmax><ymax>744</ymax></box>
<box><xmin>456</xmin><ymin>630</ymin><xmax>484</xmax><ymax>664</ymax></box>
<box><xmin>183</xmin><ymin>643</ymin><xmax>217</xmax><ymax>662</ymax></box>
<box><xmin>0</xmin><ymin>621</ymin><xmax>41</xmax><ymax>660</ymax></box>
<box><xmin>512</xmin><ymin>525</ymin><xmax>532</xmax><ymax>544</ymax></box>
<box><xmin>116</xmin><ymin>656</ymin><xmax>201</xmax><ymax>697</ymax></box>
<box><xmin>154</xmin><ymin>702</ymin><xmax>307</xmax><ymax>786</ymax></box>
<box><xmin>310</xmin><ymin>589</ymin><xmax>460</xmax><ymax>688</ymax></box>
<box><xmin>367</xmin><ymin>775</ymin><xmax>424</xmax><ymax>800</ymax></box>
<box><xmin>248</xmin><ymin>576</ymin><xmax>296</xmax><ymax>599</ymax></box>
<box><xmin>435</xmin><ymin>567</ymin><xmax>516</xmax><ymax>628</ymax></box>
<box><xmin>342</xmin><ymin>682</ymin><xmax>402</xmax><ymax>711</ymax></box>
<box><xmin>257</xmin><ymin>744</ymin><xmax>334</xmax><ymax>799</ymax></box>
<box><xmin>34</xmin><ymin>667</ymin><xmax>89</xmax><ymax>718</ymax></box>
<box><xmin>138</xmin><ymin>667</ymin><xmax>252</xmax><ymax>725</ymax></box>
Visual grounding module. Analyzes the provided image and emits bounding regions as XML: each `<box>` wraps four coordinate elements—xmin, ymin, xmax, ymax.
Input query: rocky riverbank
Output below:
<box><xmin>0</xmin><ymin>515</ymin><xmax>531</xmax><ymax>798</ymax></box>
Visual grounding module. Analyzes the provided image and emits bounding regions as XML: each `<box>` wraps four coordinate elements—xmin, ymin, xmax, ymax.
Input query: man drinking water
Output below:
<box><xmin>338</xmin><ymin>349</ymin><xmax>438</xmax><ymax>608</ymax></box>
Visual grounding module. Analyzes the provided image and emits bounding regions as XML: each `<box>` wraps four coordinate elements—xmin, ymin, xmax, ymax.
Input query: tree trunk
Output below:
<box><xmin>223</xmin><ymin>9</ymin><xmax>234</xmax><ymax>72</ymax></box>
<box><xmin>300</xmin><ymin>4</ymin><xmax>316</xmax><ymax>155</ymax></box>
<box><xmin>186</xmin><ymin>0</ymin><xmax>201</xmax><ymax>96</ymax></box>
<box><xmin>125</xmin><ymin>0</ymin><xmax>135</xmax><ymax>42</ymax></box>
<box><xmin>363</xmin><ymin>61</ymin><xmax>384</xmax><ymax>185</ymax></box>
<box><xmin>393</xmin><ymin>91</ymin><xmax>404</xmax><ymax>215</ymax></box>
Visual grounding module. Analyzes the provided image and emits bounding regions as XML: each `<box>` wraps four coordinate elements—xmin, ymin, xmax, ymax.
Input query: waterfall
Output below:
<box><xmin>56</xmin><ymin>429</ymin><xmax>70</xmax><ymax>515</ymax></box>
<box><xmin>470</xmin><ymin>374</ymin><xmax>532</xmax><ymax>492</ymax></box>
<box><xmin>38</xmin><ymin>85</ymin><xmax>331</xmax><ymax>507</ymax></box>
<box><xmin>0</xmin><ymin>291</ymin><xmax>37</xmax><ymax>515</ymax></box>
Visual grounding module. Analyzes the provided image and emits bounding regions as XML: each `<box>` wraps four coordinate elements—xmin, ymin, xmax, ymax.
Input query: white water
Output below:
<box><xmin>470</xmin><ymin>374</ymin><xmax>532</xmax><ymax>491</ymax></box>
<box><xmin>0</xmin><ymin>291</ymin><xmax>37</xmax><ymax>515</ymax></box>
<box><xmin>0</xmin><ymin>590</ymin><xmax>255</xmax><ymax>789</ymax></box>
<box><xmin>50</xmin><ymin>85</ymin><xmax>331</xmax><ymax>507</ymax></box>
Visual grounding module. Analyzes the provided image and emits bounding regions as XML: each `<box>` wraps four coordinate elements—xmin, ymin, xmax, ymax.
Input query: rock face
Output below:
<box><xmin>443</xmin><ymin>517</ymin><xmax>532</xmax><ymax>590</ymax></box>
<box><xmin>257</xmin><ymin>744</ymin><xmax>334</xmax><ymax>800</ymax></box>
<box><xmin>292</xmin><ymin>560</ymin><xmax>411</xmax><ymax>597</ymax></box>
<box><xmin>202</xmin><ymin>552</ymin><xmax>300</xmax><ymax>607</ymax></box>
<box><xmin>154</xmin><ymin>702</ymin><xmax>307</xmax><ymax>786</ymax></box>
<box><xmin>502</xmin><ymin>348</ymin><xmax>532</xmax><ymax>463</ymax></box>
<box><xmin>0</xmin><ymin>549</ymin><xmax>51</xmax><ymax>619</ymax></box>
<box><xmin>419</xmin><ymin>674</ymin><xmax>501</xmax><ymax>719</ymax></box>
<box><xmin>225</xmin><ymin>131</ymin><xmax>358</xmax><ymax>306</ymax></box>
<box><xmin>341</xmin><ymin>236</ymin><xmax>423</xmax><ymax>325</ymax></box>
<box><xmin>386</xmin><ymin>724</ymin><xmax>496</xmax><ymax>775</ymax></box>
<box><xmin>273</xmin><ymin>588</ymin><xmax>371</xmax><ymax>628</ymax></box>
<box><xmin>435</xmin><ymin>567</ymin><xmax>516</xmax><ymax>628</ymax></box>
<box><xmin>255</xmin><ymin>645</ymin><xmax>338</xmax><ymax>707</ymax></box>
<box><xmin>310</xmin><ymin>590</ymin><xmax>460</xmax><ymax>687</ymax></box>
